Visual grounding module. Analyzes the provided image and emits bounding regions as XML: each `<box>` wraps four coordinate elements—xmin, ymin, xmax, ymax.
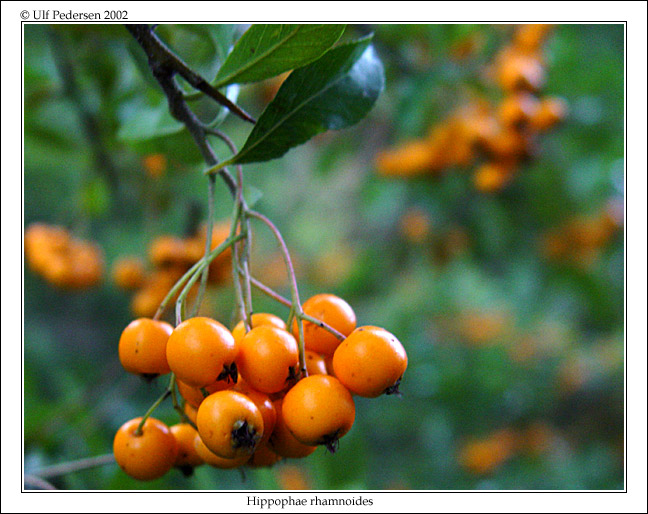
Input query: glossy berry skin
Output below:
<box><xmin>268</xmin><ymin>399</ymin><xmax>317</xmax><ymax>459</ymax></box>
<box><xmin>333</xmin><ymin>326</ymin><xmax>408</xmax><ymax>398</ymax></box>
<box><xmin>233</xmin><ymin>384</ymin><xmax>277</xmax><ymax>446</ymax></box>
<box><xmin>282</xmin><ymin>375</ymin><xmax>355</xmax><ymax>449</ymax></box>
<box><xmin>194</xmin><ymin>435</ymin><xmax>251</xmax><ymax>468</ymax></box>
<box><xmin>113</xmin><ymin>417</ymin><xmax>178</xmax><ymax>481</ymax></box>
<box><xmin>305</xmin><ymin>351</ymin><xmax>328</xmax><ymax>376</ymax></box>
<box><xmin>237</xmin><ymin>326</ymin><xmax>299</xmax><ymax>394</ymax></box>
<box><xmin>231</xmin><ymin>313</ymin><xmax>287</xmax><ymax>345</ymax></box>
<box><xmin>196</xmin><ymin>390</ymin><xmax>264</xmax><ymax>459</ymax></box>
<box><xmin>247</xmin><ymin>442</ymin><xmax>282</xmax><ymax>468</ymax></box>
<box><xmin>170</xmin><ymin>423</ymin><xmax>204</xmax><ymax>468</ymax></box>
<box><xmin>292</xmin><ymin>294</ymin><xmax>356</xmax><ymax>355</ymax></box>
<box><xmin>118</xmin><ymin>318</ymin><xmax>173</xmax><ymax>376</ymax></box>
<box><xmin>177</xmin><ymin>378</ymin><xmax>233</xmax><ymax>409</ymax></box>
<box><xmin>184</xmin><ymin>402</ymin><xmax>198</xmax><ymax>425</ymax></box>
<box><xmin>166</xmin><ymin>317</ymin><xmax>238</xmax><ymax>388</ymax></box>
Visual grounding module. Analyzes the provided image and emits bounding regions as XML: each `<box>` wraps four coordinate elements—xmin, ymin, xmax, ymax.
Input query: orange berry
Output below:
<box><xmin>231</xmin><ymin>313</ymin><xmax>287</xmax><ymax>345</ymax></box>
<box><xmin>333</xmin><ymin>326</ymin><xmax>407</xmax><ymax>398</ymax></box>
<box><xmin>112</xmin><ymin>256</ymin><xmax>146</xmax><ymax>290</ymax></box>
<box><xmin>247</xmin><ymin>442</ymin><xmax>283</xmax><ymax>468</ymax></box>
<box><xmin>149</xmin><ymin>236</ymin><xmax>187</xmax><ymax>268</ymax></box>
<box><xmin>530</xmin><ymin>97</ymin><xmax>568</xmax><ymax>131</ymax></box>
<box><xmin>118</xmin><ymin>318</ymin><xmax>173</xmax><ymax>376</ymax></box>
<box><xmin>241</xmin><ymin>388</ymin><xmax>277</xmax><ymax>445</ymax></box>
<box><xmin>375</xmin><ymin>140</ymin><xmax>435</xmax><ymax>177</ymax></box>
<box><xmin>194</xmin><ymin>434</ymin><xmax>251</xmax><ymax>468</ymax></box>
<box><xmin>497</xmin><ymin>48</ymin><xmax>545</xmax><ymax>92</ymax></box>
<box><xmin>142</xmin><ymin>153</ymin><xmax>167</xmax><ymax>178</ymax></box>
<box><xmin>184</xmin><ymin>402</ymin><xmax>198</xmax><ymax>425</ymax></box>
<box><xmin>237</xmin><ymin>326</ymin><xmax>299</xmax><ymax>394</ymax></box>
<box><xmin>268</xmin><ymin>399</ymin><xmax>317</xmax><ymax>459</ymax></box>
<box><xmin>113</xmin><ymin>417</ymin><xmax>178</xmax><ymax>481</ymax></box>
<box><xmin>292</xmin><ymin>294</ymin><xmax>356</xmax><ymax>356</ymax></box>
<box><xmin>166</xmin><ymin>317</ymin><xmax>238</xmax><ymax>388</ymax></box>
<box><xmin>282</xmin><ymin>375</ymin><xmax>355</xmax><ymax>451</ymax></box>
<box><xmin>196</xmin><ymin>390</ymin><xmax>264</xmax><ymax>459</ymax></box>
<box><xmin>170</xmin><ymin>423</ymin><xmax>204</xmax><ymax>468</ymax></box>
<box><xmin>513</xmin><ymin>24</ymin><xmax>553</xmax><ymax>54</ymax></box>
<box><xmin>305</xmin><ymin>351</ymin><xmax>328</xmax><ymax>376</ymax></box>
<box><xmin>177</xmin><ymin>378</ymin><xmax>232</xmax><ymax>409</ymax></box>
<box><xmin>498</xmin><ymin>92</ymin><xmax>540</xmax><ymax>128</ymax></box>
<box><xmin>473</xmin><ymin>162</ymin><xmax>515</xmax><ymax>193</ymax></box>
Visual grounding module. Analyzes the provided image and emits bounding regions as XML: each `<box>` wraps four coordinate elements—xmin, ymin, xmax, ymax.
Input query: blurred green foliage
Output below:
<box><xmin>23</xmin><ymin>24</ymin><xmax>624</xmax><ymax>490</ymax></box>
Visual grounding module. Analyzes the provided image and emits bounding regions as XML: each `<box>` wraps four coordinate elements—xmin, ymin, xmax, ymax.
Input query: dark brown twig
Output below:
<box><xmin>125</xmin><ymin>24</ymin><xmax>256</xmax><ymax>124</ymax></box>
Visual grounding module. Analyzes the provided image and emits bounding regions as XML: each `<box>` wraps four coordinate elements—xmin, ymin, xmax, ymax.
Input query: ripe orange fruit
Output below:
<box><xmin>170</xmin><ymin>423</ymin><xmax>204</xmax><ymax>468</ymax></box>
<box><xmin>247</xmin><ymin>442</ymin><xmax>282</xmax><ymax>468</ymax></box>
<box><xmin>231</xmin><ymin>313</ymin><xmax>286</xmax><ymax>345</ymax></box>
<box><xmin>176</xmin><ymin>378</ymin><xmax>233</xmax><ymax>409</ymax></box>
<box><xmin>118</xmin><ymin>318</ymin><xmax>173</xmax><ymax>377</ymax></box>
<box><xmin>305</xmin><ymin>351</ymin><xmax>328</xmax><ymax>376</ymax></box>
<box><xmin>282</xmin><ymin>375</ymin><xmax>355</xmax><ymax>451</ymax></box>
<box><xmin>333</xmin><ymin>326</ymin><xmax>408</xmax><ymax>398</ymax></box>
<box><xmin>268</xmin><ymin>399</ymin><xmax>317</xmax><ymax>459</ymax></box>
<box><xmin>292</xmin><ymin>294</ymin><xmax>356</xmax><ymax>355</ymax></box>
<box><xmin>166</xmin><ymin>317</ymin><xmax>238</xmax><ymax>388</ymax></box>
<box><xmin>193</xmin><ymin>434</ymin><xmax>251</xmax><ymax>468</ymax></box>
<box><xmin>237</xmin><ymin>326</ymin><xmax>299</xmax><ymax>394</ymax></box>
<box><xmin>113</xmin><ymin>417</ymin><xmax>178</xmax><ymax>481</ymax></box>
<box><xmin>196</xmin><ymin>390</ymin><xmax>264</xmax><ymax>459</ymax></box>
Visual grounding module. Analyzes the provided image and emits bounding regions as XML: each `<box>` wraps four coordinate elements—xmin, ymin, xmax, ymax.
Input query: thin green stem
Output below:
<box><xmin>175</xmin><ymin>234</ymin><xmax>246</xmax><ymax>325</ymax></box>
<box><xmin>237</xmin><ymin>166</ymin><xmax>254</xmax><ymax>327</ymax></box>
<box><xmin>153</xmin><ymin>259</ymin><xmax>203</xmax><ymax>321</ymax></box>
<box><xmin>192</xmin><ymin>173</ymin><xmax>216</xmax><ymax>317</ymax></box>
<box><xmin>24</xmin><ymin>475</ymin><xmax>58</xmax><ymax>490</ymax></box>
<box><xmin>135</xmin><ymin>381</ymin><xmax>172</xmax><ymax>436</ymax></box>
<box><xmin>286</xmin><ymin>305</ymin><xmax>296</xmax><ymax>334</ymax></box>
<box><xmin>30</xmin><ymin>454</ymin><xmax>116</xmax><ymax>479</ymax></box>
<box><xmin>170</xmin><ymin>376</ymin><xmax>198</xmax><ymax>430</ymax></box>
<box><xmin>299</xmin><ymin>313</ymin><xmax>346</xmax><ymax>341</ymax></box>
<box><xmin>247</xmin><ymin>210</ymin><xmax>308</xmax><ymax>378</ymax></box>
<box><xmin>247</xmin><ymin>275</ymin><xmax>292</xmax><ymax>307</ymax></box>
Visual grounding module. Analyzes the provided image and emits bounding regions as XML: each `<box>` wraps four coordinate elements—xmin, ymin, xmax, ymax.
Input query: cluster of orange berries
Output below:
<box><xmin>112</xmin><ymin>222</ymin><xmax>231</xmax><ymax>318</ymax></box>
<box><xmin>459</xmin><ymin>422</ymin><xmax>557</xmax><ymax>475</ymax></box>
<box><xmin>113</xmin><ymin>293</ymin><xmax>407</xmax><ymax>481</ymax></box>
<box><xmin>24</xmin><ymin>222</ymin><xmax>104</xmax><ymax>289</ymax></box>
<box><xmin>375</xmin><ymin>24</ymin><xmax>567</xmax><ymax>193</ymax></box>
<box><xmin>541</xmin><ymin>202</ymin><xmax>623</xmax><ymax>267</ymax></box>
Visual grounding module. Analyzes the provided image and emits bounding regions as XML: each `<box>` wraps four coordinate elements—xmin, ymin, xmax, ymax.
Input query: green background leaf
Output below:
<box><xmin>213</xmin><ymin>24</ymin><xmax>346</xmax><ymax>87</ymax></box>
<box><xmin>231</xmin><ymin>36</ymin><xmax>384</xmax><ymax>166</ymax></box>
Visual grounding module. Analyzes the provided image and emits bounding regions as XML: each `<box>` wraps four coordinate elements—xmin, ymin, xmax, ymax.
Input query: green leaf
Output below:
<box><xmin>213</xmin><ymin>24</ymin><xmax>346</xmax><ymax>87</ymax></box>
<box><xmin>229</xmin><ymin>35</ymin><xmax>384</xmax><ymax>166</ymax></box>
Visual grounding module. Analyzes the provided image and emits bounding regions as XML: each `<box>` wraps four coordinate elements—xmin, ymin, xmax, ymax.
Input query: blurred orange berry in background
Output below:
<box><xmin>142</xmin><ymin>153</ymin><xmax>167</xmax><ymax>178</ymax></box>
<box><xmin>25</xmin><ymin>222</ymin><xmax>104</xmax><ymax>290</ymax></box>
<box><xmin>276</xmin><ymin>464</ymin><xmax>312</xmax><ymax>490</ymax></box>
<box><xmin>112</xmin><ymin>256</ymin><xmax>147</xmax><ymax>290</ymax></box>
<box><xmin>457</xmin><ymin>310</ymin><xmax>512</xmax><ymax>346</ymax></box>
<box><xmin>399</xmin><ymin>207</ymin><xmax>431</xmax><ymax>244</ymax></box>
<box><xmin>458</xmin><ymin>429</ymin><xmax>518</xmax><ymax>475</ymax></box>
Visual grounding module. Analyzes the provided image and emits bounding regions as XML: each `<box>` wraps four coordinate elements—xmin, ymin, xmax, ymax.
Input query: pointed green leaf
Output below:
<box><xmin>230</xmin><ymin>36</ymin><xmax>384</xmax><ymax>166</ymax></box>
<box><xmin>213</xmin><ymin>24</ymin><xmax>346</xmax><ymax>87</ymax></box>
